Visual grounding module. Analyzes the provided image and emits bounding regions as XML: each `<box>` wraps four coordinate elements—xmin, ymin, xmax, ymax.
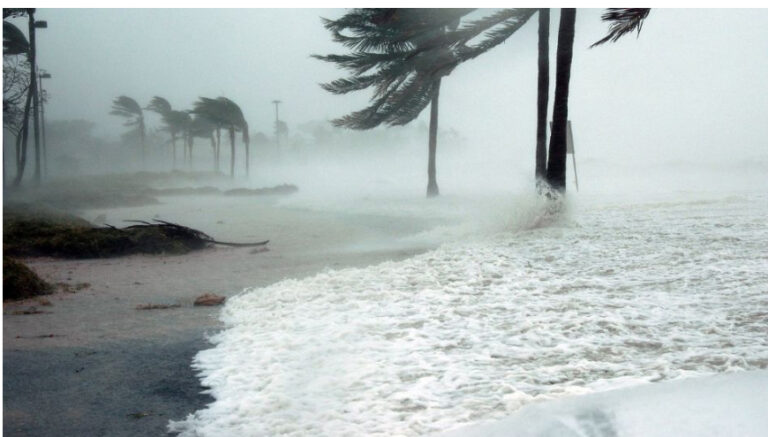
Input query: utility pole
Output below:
<box><xmin>272</xmin><ymin>99</ymin><xmax>282</xmax><ymax>148</ymax></box>
<box><xmin>39</xmin><ymin>70</ymin><xmax>51</xmax><ymax>178</ymax></box>
<box><xmin>29</xmin><ymin>11</ymin><xmax>47</xmax><ymax>185</ymax></box>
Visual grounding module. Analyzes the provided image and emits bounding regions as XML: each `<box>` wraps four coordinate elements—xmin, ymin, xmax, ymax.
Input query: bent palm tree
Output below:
<box><xmin>110</xmin><ymin>95</ymin><xmax>146</xmax><ymax>167</ymax></box>
<box><xmin>316</xmin><ymin>8</ymin><xmax>483</xmax><ymax>197</ymax></box>
<box><xmin>146</xmin><ymin>96</ymin><xmax>190</xmax><ymax>169</ymax></box>
<box><xmin>188</xmin><ymin>114</ymin><xmax>216</xmax><ymax>169</ymax></box>
<box><xmin>192</xmin><ymin>97</ymin><xmax>228</xmax><ymax>172</ymax></box>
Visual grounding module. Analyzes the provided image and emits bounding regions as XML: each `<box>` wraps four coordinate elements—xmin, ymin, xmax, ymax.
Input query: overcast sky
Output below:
<box><xmin>10</xmin><ymin>8</ymin><xmax>768</xmax><ymax>171</ymax></box>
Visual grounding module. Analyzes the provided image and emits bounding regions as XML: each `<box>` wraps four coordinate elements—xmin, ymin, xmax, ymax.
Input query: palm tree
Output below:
<box><xmin>109</xmin><ymin>95</ymin><xmax>146</xmax><ymax>167</ymax></box>
<box><xmin>215</xmin><ymin>97</ymin><xmax>248</xmax><ymax>178</ymax></box>
<box><xmin>188</xmin><ymin>114</ymin><xmax>216</xmax><ymax>169</ymax></box>
<box><xmin>536</xmin><ymin>9</ymin><xmax>550</xmax><ymax>186</ymax></box>
<box><xmin>146</xmin><ymin>96</ymin><xmax>191</xmax><ymax>169</ymax></box>
<box><xmin>191</xmin><ymin>97</ymin><xmax>249</xmax><ymax>178</ymax></box>
<box><xmin>192</xmin><ymin>97</ymin><xmax>227</xmax><ymax>173</ymax></box>
<box><xmin>316</xmin><ymin>8</ymin><xmax>478</xmax><ymax>198</ymax></box>
<box><xmin>545</xmin><ymin>9</ymin><xmax>576</xmax><ymax>193</ymax></box>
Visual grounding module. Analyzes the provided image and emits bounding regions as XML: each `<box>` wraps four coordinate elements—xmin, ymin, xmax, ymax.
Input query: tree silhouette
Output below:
<box><xmin>192</xmin><ymin>97</ymin><xmax>248</xmax><ymax>177</ymax></box>
<box><xmin>146</xmin><ymin>96</ymin><xmax>191</xmax><ymax>169</ymax></box>
<box><xmin>315</xmin><ymin>8</ymin><xmax>477</xmax><ymax>197</ymax></box>
<box><xmin>109</xmin><ymin>95</ymin><xmax>146</xmax><ymax>167</ymax></box>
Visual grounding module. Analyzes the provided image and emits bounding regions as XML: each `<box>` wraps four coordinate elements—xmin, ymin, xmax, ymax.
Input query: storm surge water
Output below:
<box><xmin>169</xmin><ymin>190</ymin><xmax>768</xmax><ymax>437</ymax></box>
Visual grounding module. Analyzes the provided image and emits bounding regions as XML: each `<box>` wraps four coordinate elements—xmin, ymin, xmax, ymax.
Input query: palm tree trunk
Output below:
<box><xmin>171</xmin><ymin>133</ymin><xmax>177</xmax><ymax>169</ymax></box>
<box><xmin>229</xmin><ymin>127</ymin><xmax>236</xmax><ymax>178</ymax></box>
<box><xmin>426</xmin><ymin>79</ymin><xmax>441</xmax><ymax>198</ymax></box>
<box><xmin>546</xmin><ymin>8</ymin><xmax>576</xmax><ymax>193</ymax></box>
<box><xmin>13</xmin><ymin>87</ymin><xmax>34</xmax><ymax>187</ymax></box>
<box><xmin>139</xmin><ymin>117</ymin><xmax>146</xmax><ymax>169</ymax></box>
<box><xmin>215</xmin><ymin>128</ymin><xmax>221</xmax><ymax>172</ymax></box>
<box><xmin>245</xmin><ymin>141</ymin><xmax>250</xmax><ymax>177</ymax></box>
<box><xmin>536</xmin><ymin>8</ymin><xmax>550</xmax><ymax>185</ymax></box>
<box><xmin>188</xmin><ymin>135</ymin><xmax>194</xmax><ymax>169</ymax></box>
<box><xmin>210</xmin><ymin>134</ymin><xmax>216</xmax><ymax>171</ymax></box>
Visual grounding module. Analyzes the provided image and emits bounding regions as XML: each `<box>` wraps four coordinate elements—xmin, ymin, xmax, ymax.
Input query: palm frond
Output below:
<box><xmin>591</xmin><ymin>8</ymin><xmax>651</xmax><ymax>48</ymax></box>
<box><xmin>3</xmin><ymin>21</ymin><xmax>29</xmax><ymax>55</ymax></box>
<box><xmin>110</xmin><ymin>96</ymin><xmax>143</xmax><ymax>118</ymax></box>
<box><xmin>146</xmin><ymin>96</ymin><xmax>172</xmax><ymax>115</ymax></box>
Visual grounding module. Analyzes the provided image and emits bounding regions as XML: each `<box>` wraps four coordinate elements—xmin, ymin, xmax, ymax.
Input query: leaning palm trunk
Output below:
<box><xmin>171</xmin><ymin>133</ymin><xmax>177</xmax><ymax>169</ymax></box>
<box><xmin>215</xmin><ymin>128</ymin><xmax>221</xmax><ymax>172</ymax></box>
<box><xmin>426</xmin><ymin>79</ymin><xmax>441</xmax><ymax>198</ymax></box>
<box><xmin>228</xmin><ymin>127</ymin><xmax>236</xmax><ymax>178</ymax></box>
<box><xmin>535</xmin><ymin>8</ymin><xmax>550</xmax><ymax>185</ymax></box>
<box><xmin>546</xmin><ymin>8</ymin><xmax>576</xmax><ymax>193</ymax></box>
<box><xmin>244</xmin><ymin>140</ymin><xmax>250</xmax><ymax>177</ymax></box>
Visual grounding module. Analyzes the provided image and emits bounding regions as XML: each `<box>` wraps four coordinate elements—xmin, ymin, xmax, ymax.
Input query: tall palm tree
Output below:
<box><xmin>315</xmin><ymin>8</ymin><xmax>481</xmax><ymax>197</ymax></box>
<box><xmin>545</xmin><ymin>9</ymin><xmax>576</xmax><ymax>193</ymax></box>
<box><xmin>192</xmin><ymin>97</ymin><xmax>227</xmax><ymax>173</ymax></box>
<box><xmin>536</xmin><ymin>9</ymin><xmax>550</xmax><ymax>186</ymax></box>
<box><xmin>146</xmin><ymin>96</ymin><xmax>190</xmax><ymax>169</ymax></box>
<box><xmin>215</xmin><ymin>97</ymin><xmax>248</xmax><ymax>178</ymax></box>
<box><xmin>188</xmin><ymin>114</ymin><xmax>216</xmax><ymax>169</ymax></box>
<box><xmin>109</xmin><ymin>95</ymin><xmax>146</xmax><ymax>167</ymax></box>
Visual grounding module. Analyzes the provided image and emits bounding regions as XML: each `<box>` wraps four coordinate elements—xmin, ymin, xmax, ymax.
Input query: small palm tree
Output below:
<box><xmin>192</xmin><ymin>97</ymin><xmax>227</xmax><ymax>173</ymax></box>
<box><xmin>188</xmin><ymin>114</ymin><xmax>216</xmax><ymax>168</ymax></box>
<box><xmin>146</xmin><ymin>96</ymin><xmax>191</xmax><ymax>169</ymax></box>
<box><xmin>110</xmin><ymin>95</ymin><xmax>146</xmax><ymax>167</ymax></box>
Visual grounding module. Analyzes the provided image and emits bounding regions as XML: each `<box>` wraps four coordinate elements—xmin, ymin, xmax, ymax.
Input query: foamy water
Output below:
<box><xmin>170</xmin><ymin>191</ymin><xmax>768</xmax><ymax>436</ymax></box>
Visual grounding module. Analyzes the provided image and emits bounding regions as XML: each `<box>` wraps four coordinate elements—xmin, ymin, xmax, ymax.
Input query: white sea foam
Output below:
<box><xmin>170</xmin><ymin>191</ymin><xmax>768</xmax><ymax>436</ymax></box>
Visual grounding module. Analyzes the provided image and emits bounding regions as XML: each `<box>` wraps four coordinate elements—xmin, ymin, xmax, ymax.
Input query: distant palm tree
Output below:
<box><xmin>188</xmin><ymin>114</ymin><xmax>216</xmax><ymax>168</ymax></box>
<box><xmin>192</xmin><ymin>97</ymin><xmax>227</xmax><ymax>173</ymax></box>
<box><xmin>110</xmin><ymin>95</ymin><xmax>146</xmax><ymax>167</ymax></box>
<box><xmin>192</xmin><ymin>97</ymin><xmax>249</xmax><ymax>178</ymax></box>
<box><xmin>146</xmin><ymin>96</ymin><xmax>191</xmax><ymax>169</ymax></box>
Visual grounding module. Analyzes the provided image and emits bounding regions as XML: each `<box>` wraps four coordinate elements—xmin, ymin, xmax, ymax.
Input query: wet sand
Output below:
<box><xmin>3</xmin><ymin>196</ymin><xmax>436</xmax><ymax>436</ymax></box>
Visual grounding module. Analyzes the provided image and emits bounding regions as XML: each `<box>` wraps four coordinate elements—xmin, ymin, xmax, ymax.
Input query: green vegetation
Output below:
<box><xmin>3</xmin><ymin>256</ymin><xmax>52</xmax><ymax>300</ymax></box>
<box><xmin>3</xmin><ymin>203</ymin><xmax>210</xmax><ymax>259</ymax></box>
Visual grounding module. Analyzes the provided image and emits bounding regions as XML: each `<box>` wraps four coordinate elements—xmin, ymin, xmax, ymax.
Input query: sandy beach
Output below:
<box><xmin>3</xmin><ymin>195</ymin><xmax>437</xmax><ymax>436</ymax></box>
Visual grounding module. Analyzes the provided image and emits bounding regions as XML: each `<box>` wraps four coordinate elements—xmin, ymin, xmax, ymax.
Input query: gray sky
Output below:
<box><xmin>13</xmin><ymin>8</ymin><xmax>768</xmax><ymax>170</ymax></box>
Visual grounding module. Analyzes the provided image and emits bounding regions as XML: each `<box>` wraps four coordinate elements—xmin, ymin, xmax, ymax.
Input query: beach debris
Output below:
<box><xmin>250</xmin><ymin>247</ymin><xmax>269</xmax><ymax>254</ymax></box>
<box><xmin>15</xmin><ymin>333</ymin><xmax>65</xmax><ymax>339</ymax></box>
<box><xmin>135</xmin><ymin>303</ymin><xmax>181</xmax><ymax>310</ymax></box>
<box><xmin>127</xmin><ymin>411</ymin><xmax>155</xmax><ymax>420</ymax></box>
<box><xmin>194</xmin><ymin>293</ymin><xmax>226</xmax><ymax>306</ymax></box>
<box><xmin>56</xmin><ymin>282</ymin><xmax>91</xmax><ymax>294</ymax></box>
<box><xmin>122</xmin><ymin>219</ymin><xmax>270</xmax><ymax>248</ymax></box>
<box><xmin>10</xmin><ymin>306</ymin><xmax>49</xmax><ymax>315</ymax></box>
<box><xmin>36</xmin><ymin>298</ymin><xmax>53</xmax><ymax>306</ymax></box>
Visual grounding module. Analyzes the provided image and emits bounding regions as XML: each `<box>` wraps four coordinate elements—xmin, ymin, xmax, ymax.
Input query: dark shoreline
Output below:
<box><xmin>4</xmin><ymin>335</ymin><xmax>213</xmax><ymax>437</ymax></box>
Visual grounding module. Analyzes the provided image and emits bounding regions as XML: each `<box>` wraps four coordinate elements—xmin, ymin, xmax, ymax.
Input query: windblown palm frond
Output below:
<box><xmin>146</xmin><ymin>96</ymin><xmax>173</xmax><ymax>116</ymax></box>
<box><xmin>3</xmin><ymin>21</ymin><xmax>29</xmax><ymax>55</ymax></box>
<box><xmin>317</xmin><ymin>8</ymin><xmax>536</xmax><ymax>131</ymax></box>
<box><xmin>591</xmin><ymin>8</ymin><xmax>651</xmax><ymax>48</ymax></box>
<box><xmin>110</xmin><ymin>96</ymin><xmax>144</xmax><ymax>126</ymax></box>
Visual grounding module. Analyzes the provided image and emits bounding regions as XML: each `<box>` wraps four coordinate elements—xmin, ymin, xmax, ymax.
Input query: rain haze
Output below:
<box><xmin>3</xmin><ymin>7</ymin><xmax>768</xmax><ymax>437</ymax></box>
